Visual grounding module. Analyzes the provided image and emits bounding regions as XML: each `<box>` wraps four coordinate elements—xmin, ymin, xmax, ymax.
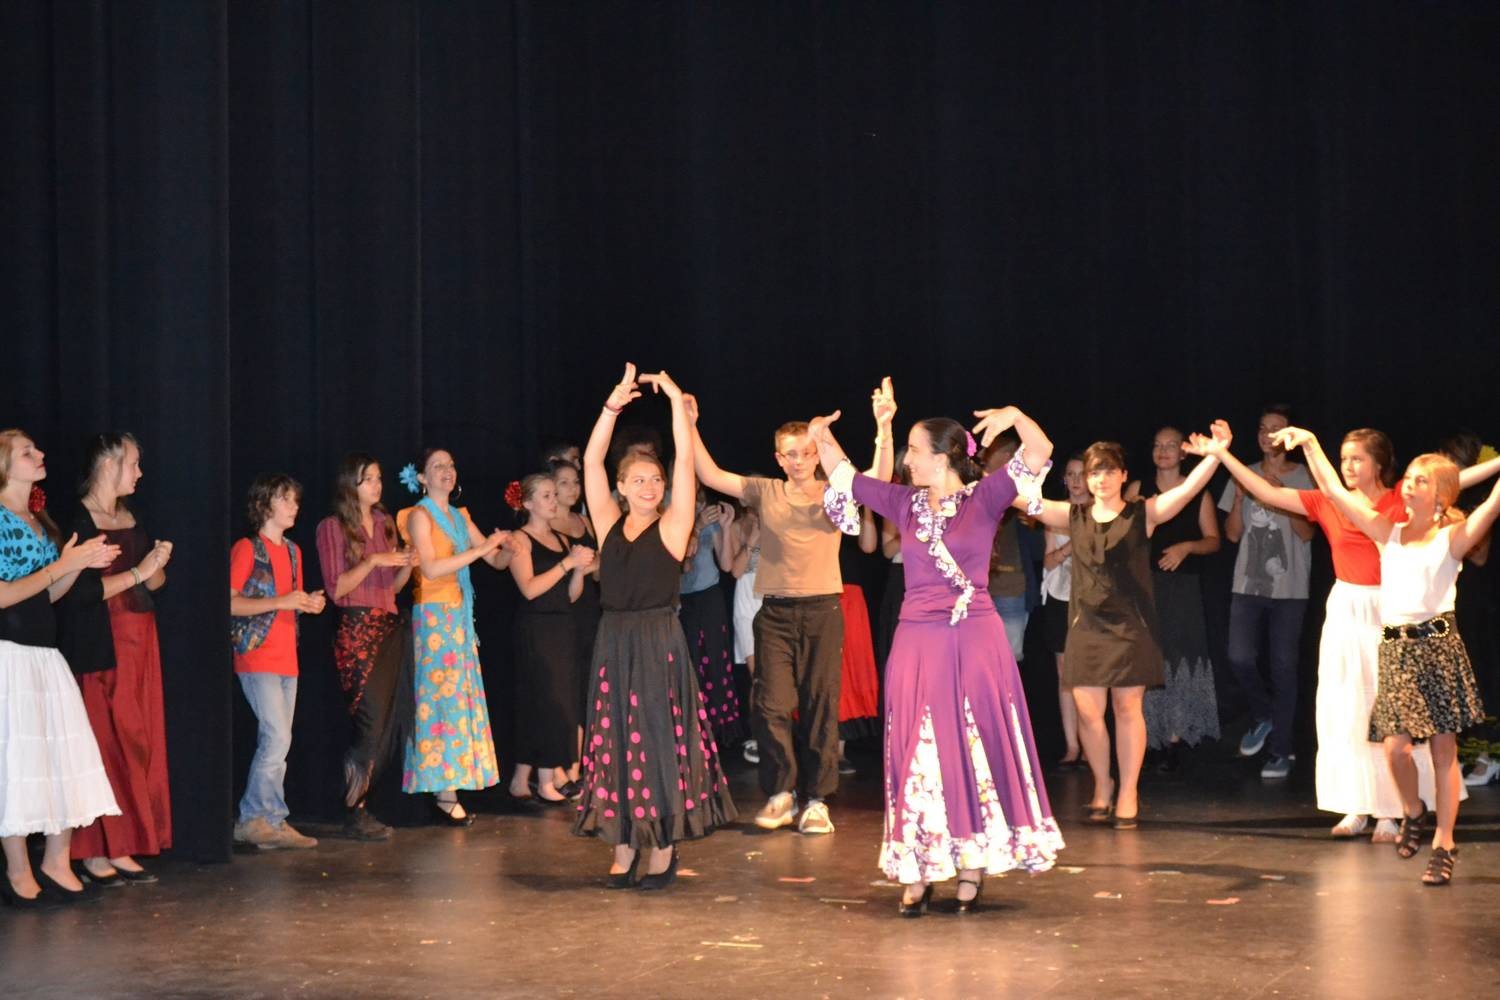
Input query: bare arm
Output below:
<box><xmin>1450</xmin><ymin>476</ymin><xmax>1500</xmax><ymax>560</ymax></box>
<box><xmin>1207</xmin><ymin>422</ymin><xmax>1307</xmax><ymax>516</ymax></box>
<box><xmin>2</xmin><ymin>533</ymin><xmax>118</xmax><ymax>609</ymax></box>
<box><xmin>1032</xmin><ymin>497</ymin><xmax>1073</xmax><ymax>531</ymax></box>
<box><xmin>464</xmin><ymin>515</ymin><xmax>514</xmax><ymax>571</ymax></box>
<box><xmin>410</xmin><ymin>508</ymin><xmax>501</xmax><ymax>579</ymax></box>
<box><xmin>972</xmin><ymin>406</ymin><xmax>1053</xmax><ymax>475</ymax></box>
<box><xmin>1146</xmin><ymin>435</ymin><xmax>1221</xmax><ymax>531</ymax></box>
<box><xmin>1271</xmin><ymin>427</ymin><xmax>1393</xmax><ymax>542</ymax></box>
<box><xmin>1459</xmin><ymin>453</ymin><xmax>1500</xmax><ymax>491</ymax></box>
<box><xmin>858</xmin><ymin>507</ymin><xmax>878</xmax><ymax>554</ymax></box>
<box><xmin>641</xmin><ymin>371</ymin><xmax>697</xmax><ymax>561</ymax></box>
<box><xmin>584</xmin><ymin>365</ymin><xmax>641</xmax><ymax>543</ymax></box>
<box><xmin>682</xmin><ymin>394</ymin><xmax>747</xmax><ymax>499</ymax></box>
<box><xmin>868</xmin><ymin>376</ymin><xmax>897</xmax><ymax>482</ymax></box>
<box><xmin>1043</xmin><ymin>530</ymin><xmax>1072</xmax><ymax>569</ymax></box>
<box><xmin>880</xmin><ymin>517</ymin><xmax>901</xmax><ymax>559</ymax></box>
<box><xmin>509</xmin><ymin>533</ymin><xmax>590</xmax><ymax>600</ymax></box>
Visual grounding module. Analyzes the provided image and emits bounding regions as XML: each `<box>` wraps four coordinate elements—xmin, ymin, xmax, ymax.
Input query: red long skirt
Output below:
<box><xmin>839</xmin><ymin>584</ymin><xmax>881</xmax><ymax>727</ymax></box>
<box><xmin>71</xmin><ymin>606</ymin><xmax>172</xmax><ymax>859</ymax></box>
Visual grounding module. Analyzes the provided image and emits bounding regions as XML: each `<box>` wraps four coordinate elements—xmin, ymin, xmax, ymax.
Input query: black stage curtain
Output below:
<box><xmin>4</xmin><ymin>2</ymin><xmax>1498</xmax><ymax>861</ymax></box>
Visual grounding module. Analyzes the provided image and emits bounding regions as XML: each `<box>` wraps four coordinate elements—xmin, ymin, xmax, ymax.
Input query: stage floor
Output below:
<box><xmin>5</xmin><ymin>747</ymin><xmax>1498</xmax><ymax>999</ymax></box>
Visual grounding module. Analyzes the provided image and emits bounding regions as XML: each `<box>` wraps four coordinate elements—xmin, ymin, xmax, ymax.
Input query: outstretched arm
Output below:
<box><xmin>1451</xmin><ymin>476</ymin><xmax>1500</xmax><ymax>560</ymax></box>
<box><xmin>683</xmin><ymin>394</ymin><xmax>747</xmax><ymax>499</ymax></box>
<box><xmin>1204</xmin><ymin>420</ymin><xmax>1306</xmax><ymax>516</ymax></box>
<box><xmin>1146</xmin><ymin>450</ymin><xmax>1221</xmax><ymax>532</ymax></box>
<box><xmin>869</xmin><ymin>377</ymin><xmax>897</xmax><ymax>482</ymax></box>
<box><xmin>1459</xmin><ymin>452</ymin><xmax>1500</xmax><ymax>491</ymax></box>
<box><xmin>1272</xmin><ymin>427</ymin><xmax>1394</xmax><ymax>543</ymax></box>
<box><xmin>641</xmin><ymin>371</ymin><xmax>697</xmax><ymax>560</ymax></box>
<box><xmin>584</xmin><ymin>364</ymin><xmax>641</xmax><ymax>544</ymax></box>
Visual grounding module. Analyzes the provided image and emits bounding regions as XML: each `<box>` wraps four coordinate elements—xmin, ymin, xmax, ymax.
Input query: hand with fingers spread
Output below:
<box><xmin>971</xmin><ymin>407</ymin><xmax>1021</xmax><ymax>449</ymax></box>
<box><xmin>604</xmin><ymin>363</ymin><xmax>643</xmax><ymax>414</ymax></box>
<box><xmin>638</xmin><ymin>370</ymin><xmax>683</xmax><ymax>402</ymax></box>
<box><xmin>807</xmin><ymin>410</ymin><xmax>842</xmax><ymax>447</ymax></box>
<box><xmin>1270</xmin><ymin>426</ymin><xmax>1314</xmax><ymax>452</ymax></box>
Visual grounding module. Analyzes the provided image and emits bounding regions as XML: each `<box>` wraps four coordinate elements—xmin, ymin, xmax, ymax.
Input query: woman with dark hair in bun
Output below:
<box><xmin>315</xmin><ymin>453</ymin><xmax>416</xmax><ymax>841</ymax></box>
<box><xmin>506</xmin><ymin>472</ymin><xmax>594</xmax><ymax>805</ymax></box>
<box><xmin>59</xmin><ymin>432</ymin><xmax>175</xmax><ymax>884</ymax></box>
<box><xmin>1029</xmin><ymin>429</ymin><xmax>1226</xmax><ymax>832</ymax></box>
<box><xmin>814</xmin><ymin>406</ymin><xmax>1062</xmax><ymax>916</ymax></box>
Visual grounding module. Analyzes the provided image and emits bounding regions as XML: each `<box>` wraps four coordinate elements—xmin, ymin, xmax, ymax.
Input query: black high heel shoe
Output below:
<box><xmin>1</xmin><ymin>877</ymin><xmax>44</xmax><ymax>910</ymax></box>
<box><xmin>955</xmin><ymin>876</ymin><xmax>984</xmax><ymax>915</ymax></box>
<box><xmin>432</xmin><ymin>796</ymin><xmax>475</xmax><ymax>827</ymax></box>
<box><xmin>37</xmin><ymin>869</ymin><xmax>98</xmax><ymax>904</ymax></box>
<box><xmin>606</xmin><ymin>851</ymin><xmax>642</xmax><ymax>890</ymax></box>
<box><xmin>637</xmin><ymin>848</ymin><xmax>678</xmax><ymax>891</ymax></box>
<box><xmin>898</xmin><ymin>883</ymin><xmax>933</xmax><ymax>917</ymax></box>
<box><xmin>73</xmin><ymin>861</ymin><xmax>125</xmax><ymax>888</ymax></box>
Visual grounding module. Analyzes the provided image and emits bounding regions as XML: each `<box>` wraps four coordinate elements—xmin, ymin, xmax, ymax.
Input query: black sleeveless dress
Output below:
<box><xmin>512</xmin><ymin>529</ymin><xmax>582</xmax><ymax>768</ymax></box>
<box><xmin>558</xmin><ymin>521</ymin><xmax>602</xmax><ymax>720</ymax></box>
<box><xmin>572</xmin><ymin>519</ymin><xmax>736</xmax><ymax>847</ymax></box>
<box><xmin>1062</xmin><ymin>499</ymin><xmax>1164</xmax><ymax>688</ymax></box>
<box><xmin>1141</xmin><ymin>488</ymin><xmax>1220</xmax><ymax>746</ymax></box>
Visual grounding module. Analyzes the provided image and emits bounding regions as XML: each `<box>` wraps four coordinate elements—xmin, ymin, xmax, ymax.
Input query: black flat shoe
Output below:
<box><xmin>113</xmin><ymin>865</ymin><xmax>160</xmax><ymax>885</ymax></box>
<box><xmin>1113</xmin><ymin>814</ymin><xmax>1139</xmax><ymax>831</ymax></box>
<box><xmin>637</xmin><ymin>849</ymin><xmax>678</xmax><ymax>891</ymax></box>
<box><xmin>555</xmin><ymin>780</ymin><xmax>583</xmax><ymax>800</ymax></box>
<box><xmin>432</xmin><ymin>798</ymin><xmax>475</xmax><ymax>827</ymax></box>
<box><xmin>955</xmin><ymin>876</ymin><xmax>984</xmax><ymax>915</ymax></box>
<box><xmin>606</xmin><ymin>851</ymin><xmax>641</xmax><ymax>890</ymax></box>
<box><xmin>1</xmin><ymin>878</ymin><xmax>45</xmax><ymax>909</ymax></box>
<box><xmin>899</xmin><ymin>883</ymin><xmax>933</xmax><ymax>918</ymax></box>
<box><xmin>37</xmin><ymin>869</ymin><xmax>98</xmax><ymax>904</ymax></box>
<box><xmin>535</xmin><ymin>792</ymin><xmax>572</xmax><ymax>807</ymax></box>
<box><xmin>1085</xmin><ymin>803</ymin><xmax>1113</xmax><ymax>824</ymax></box>
<box><xmin>73</xmin><ymin>862</ymin><xmax>125</xmax><ymax>888</ymax></box>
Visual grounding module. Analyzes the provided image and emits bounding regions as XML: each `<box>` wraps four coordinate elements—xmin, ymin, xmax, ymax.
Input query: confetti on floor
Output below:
<box><xmin>1057</xmin><ymin>866</ymin><xmax>1086</xmax><ymax>874</ymax></box>
<box><xmin>779</xmin><ymin>877</ymin><xmax>816</xmax><ymax>883</ymax></box>
<box><xmin>699</xmin><ymin>941</ymin><xmax>764</xmax><ymax>950</ymax></box>
<box><xmin>745</xmin><ymin>851</ymin><xmax>764</xmax><ymax>859</ymax></box>
<box><xmin>1206</xmin><ymin>897</ymin><xmax>1241</xmax><ymax>906</ymax></box>
<box><xmin>1259</xmin><ymin>874</ymin><xmax>1285</xmax><ymax>881</ymax></box>
<box><xmin>1148</xmin><ymin>870</ymin><xmax>1182</xmax><ymax>876</ymax></box>
<box><xmin>819</xmin><ymin>898</ymin><xmax>867</xmax><ymax>905</ymax></box>
<box><xmin>1092</xmin><ymin>891</ymin><xmax>1122</xmax><ymax>899</ymax></box>
<box><xmin>678</xmin><ymin>868</ymin><xmax>699</xmax><ymax>877</ymax></box>
<box><xmin>870</xmin><ymin>879</ymin><xmax>899</xmax><ymax>888</ymax></box>
<box><xmin>713</xmin><ymin>896</ymin><xmax>738</xmax><ymax>903</ymax></box>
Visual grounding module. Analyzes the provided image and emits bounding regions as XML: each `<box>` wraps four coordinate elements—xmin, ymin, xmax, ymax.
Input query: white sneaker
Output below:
<box><xmin>1463</xmin><ymin>753</ymin><xmax>1497</xmax><ymax>787</ymax></box>
<box><xmin>798</xmin><ymin>799</ymin><xmax>834</xmax><ymax>835</ymax></box>
<box><xmin>1330</xmin><ymin>814</ymin><xmax>1368</xmax><ymax>838</ymax></box>
<box><xmin>742</xmin><ymin>740</ymin><xmax>760</xmax><ymax>765</ymax></box>
<box><xmin>754</xmin><ymin>791</ymin><xmax>797</xmax><ymax>830</ymax></box>
<box><xmin>1371</xmin><ymin>819</ymin><xmax>1401</xmax><ymax>843</ymax></box>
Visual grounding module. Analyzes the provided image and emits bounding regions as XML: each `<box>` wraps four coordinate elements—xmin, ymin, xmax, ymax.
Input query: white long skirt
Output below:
<box><xmin>0</xmin><ymin>640</ymin><xmax>120</xmax><ymax>838</ymax></box>
<box><xmin>1313</xmin><ymin>583</ymin><xmax>1461</xmax><ymax>817</ymax></box>
<box><xmin>732</xmin><ymin>568</ymin><xmax>762</xmax><ymax>664</ymax></box>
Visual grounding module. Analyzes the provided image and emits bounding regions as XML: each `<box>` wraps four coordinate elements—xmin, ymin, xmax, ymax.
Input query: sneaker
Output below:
<box><xmin>837</xmin><ymin>756</ymin><xmax>856</xmax><ymax>776</ymax></box>
<box><xmin>1330</xmin><ymin>814</ymin><xmax>1368</xmax><ymax>838</ymax></box>
<box><xmin>1239</xmin><ymin>720</ymin><xmax>1273</xmax><ymax>757</ymax></box>
<box><xmin>741</xmin><ymin>740</ymin><xmax>760</xmax><ymax>765</ymax></box>
<box><xmin>1463</xmin><ymin>753</ymin><xmax>1497</xmax><ymax>787</ymax></box>
<box><xmin>1260</xmin><ymin>754</ymin><xmax>1295</xmax><ymax>780</ymax></box>
<box><xmin>265</xmin><ymin>821</ymin><xmax>318</xmax><ymax>850</ymax></box>
<box><xmin>1371</xmin><ymin>819</ymin><xmax>1401</xmax><ymax>843</ymax></box>
<box><xmin>340</xmin><ymin>806</ymin><xmax>393</xmax><ymax>842</ymax></box>
<box><xmin>232</xmin><ymin>817</ymin><xmax>279</xmax><ymax>848</ymax></box>
<box><xmin>798</xmin><ymin>799</ymin><xmax>835</xmax><ymax>835</ymax></box>
<box><xmin>754</xmin><ymin>791</ymin><xmax>797</xmax><ymax>830</ymax></box>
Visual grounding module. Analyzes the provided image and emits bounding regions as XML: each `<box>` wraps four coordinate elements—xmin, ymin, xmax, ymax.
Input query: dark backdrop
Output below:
<box><xmin>4</xmin><ymin>2</ymin><xmax>1498</xmax><ymax>861</ymax></box>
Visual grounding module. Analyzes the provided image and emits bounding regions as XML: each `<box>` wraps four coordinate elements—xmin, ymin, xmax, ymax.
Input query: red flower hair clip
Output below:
<box><xmin>28</xmin><ymin>485</ymin><xmax>46</xmax><ymax>515</ymax></box>
<box><xmin>504</xmin><ymin>480</ymin><xmax>525</xmax><ymax>511</ymax></box>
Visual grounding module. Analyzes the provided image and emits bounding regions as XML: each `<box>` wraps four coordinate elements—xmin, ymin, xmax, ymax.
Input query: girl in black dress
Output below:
<box><xmin>1029</xmin><ymin>431</ymin><xmax>1226</xmax><ymax>828</ymax></box>
<box><xmin>507</xmin><ymin>473</ymin><xmax>595</xmax><ymax>805</ymax></box>
<box><xmin>572</xmin><ymin>365</ymin><xmax>735</xmax><ymax>889</ymax></box>
<box><xmin>549</xmin><ymin>458</ymin><xmax>600</xmax><ymax>791</ymax></box>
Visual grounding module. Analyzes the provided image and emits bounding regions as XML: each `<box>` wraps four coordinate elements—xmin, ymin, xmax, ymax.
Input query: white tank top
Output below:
<box><xmin>1041</xmin><ymin>528</ymin><xmax>1072</xmax><ymax>602</ymax></box>
<box><xmin>1379</xmin><ymin>523</ymin><xmax>1461</xmax><ymax>625</ymax></box>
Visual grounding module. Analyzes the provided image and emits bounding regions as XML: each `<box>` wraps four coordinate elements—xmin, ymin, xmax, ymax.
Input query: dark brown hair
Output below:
<box><xmin>515</xmin><ymin>472</ymin><xmax>555</xmax><ymax>526</ymax></box>
<box><xmin>246</xmin><ymin>473</ymin><xmax>303</xmax><ymax>531</ymax></box>
<box><xmin>917</xmin><ymin>417</ymin><xmax>982</xmax><ymax>484</ymax></box>
<box><xmin>331</xmin><ymin>453</ymin><xmax>394</xmax><ymax>563</ymax></box>
<box><xmin>1342</xmin><ymin>428</ymin><xmax>1397</xmax><ymax>489</ymax></box>
<box><xmin>1082</xmin><ymin>441</ymin><xmax>1127</xmax><ymax>476</ymax></box>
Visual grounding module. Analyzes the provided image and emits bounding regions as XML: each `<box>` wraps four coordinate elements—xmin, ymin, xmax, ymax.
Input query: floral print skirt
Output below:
<box><xmin>402</xmin><ymin>602</ymin><xmax>499</xmax><ymax>793</ymax></box>
<box><xmin>881</xmin><ymin>613</ymin><xmax>1063</xmax><ymax>884</ymax></box>
<box><xmin>1370</xmin><ymin>613</ymin><xmax>1485</xmax><ymax>741</ymax></box>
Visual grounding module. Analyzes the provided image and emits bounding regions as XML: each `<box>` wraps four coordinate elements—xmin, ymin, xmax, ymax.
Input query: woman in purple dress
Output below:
<box><xmin>814</xmin><ymin>405</ymin><xmax>1063</xmax><ymax>917</ymax></box>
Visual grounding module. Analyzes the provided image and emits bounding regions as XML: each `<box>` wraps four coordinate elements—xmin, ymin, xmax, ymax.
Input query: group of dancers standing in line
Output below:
<box><xmin>3</xmin><ymin>368</ymin><xmax>1498</xmax><ymax>912</ymax></box>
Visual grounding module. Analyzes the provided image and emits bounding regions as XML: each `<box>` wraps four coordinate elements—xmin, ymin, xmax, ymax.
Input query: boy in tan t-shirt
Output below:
<box><xmin>687</xmin><ymin>381</ymin><xmax>895</xmax><ymax>835</ymax></box>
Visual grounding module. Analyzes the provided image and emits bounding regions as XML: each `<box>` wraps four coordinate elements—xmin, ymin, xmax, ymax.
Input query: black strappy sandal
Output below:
<box><xmin>1421</xmin><ymin>847</ymin><xmax>1457</xmax><ymax>886</ymax></box>
<box><xmin>955</xmin><ymin>876</ymin><xmax>984</xmax><ymax>915</ymax></box>
<box><xmin>1395</xmin><ymin>809</ymin><xmax>1429</xmax><ymax>860</ymax></box>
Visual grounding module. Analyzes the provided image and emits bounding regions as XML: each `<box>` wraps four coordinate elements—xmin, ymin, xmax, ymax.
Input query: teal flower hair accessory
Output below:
<box><xmin>398</xmin><ymin>462</ymin><xmax>422</xmax><ymax>494</ymax></box>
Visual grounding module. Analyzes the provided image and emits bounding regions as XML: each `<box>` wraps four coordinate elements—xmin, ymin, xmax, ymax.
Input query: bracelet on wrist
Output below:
<box><xmin>130</xmin><ymin>567</ymin><xmax>143</xmax><ymax>586</ymax></box>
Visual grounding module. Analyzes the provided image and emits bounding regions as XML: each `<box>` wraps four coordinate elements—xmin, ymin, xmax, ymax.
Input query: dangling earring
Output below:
<box><xmin>452</xmin><ymin>482</ymin><xmax>463</xmax><ymax>503</ymax></box>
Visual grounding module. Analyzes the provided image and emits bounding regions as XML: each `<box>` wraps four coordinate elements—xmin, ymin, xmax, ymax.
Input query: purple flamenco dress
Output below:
<box><xmin>826</xmin><ymin>453</ymin><xmax>1063</xmax><ymax>883</ymax></box>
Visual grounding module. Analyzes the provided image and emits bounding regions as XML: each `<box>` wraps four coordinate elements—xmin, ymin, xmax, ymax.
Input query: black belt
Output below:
<box><xmin>761</xmin><ymin>594</ymin><xmax>840</xmax><ymax>605</ymax></box>
<box><xmin>1382</xmin><ymin>616</ymin><xmax>1452</xmax><ymax>643</ymax></box>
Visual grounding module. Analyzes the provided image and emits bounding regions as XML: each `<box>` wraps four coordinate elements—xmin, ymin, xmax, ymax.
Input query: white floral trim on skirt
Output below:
<box><xmin>880</xmin><ymin>700</ymin><xmax>1064</xmax><ymax>884</ymax></box>
<box><xmin>0</xmin><ymin>640</ymin><xmax>120</xmax><ymax>837</ymax></box>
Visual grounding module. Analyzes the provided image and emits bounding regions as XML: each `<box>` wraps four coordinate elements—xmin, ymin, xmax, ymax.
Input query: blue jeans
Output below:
<box><xmin>993</xmin><ymin>595</ymin><xmax>1030</xmax><ymax>663</ymax></box>
<box><xmin>238</xmin><ymin>673</ymin><xmax>298</xmax><ymax>825</ymax></box>
<box><xmin>1226</xmin><ymin>594</ymin><xmax>1307</xmax><ymax>758</ymax></box>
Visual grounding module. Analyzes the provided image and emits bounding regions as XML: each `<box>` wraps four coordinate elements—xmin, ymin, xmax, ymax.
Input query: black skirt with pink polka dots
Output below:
<box><xmin>573</xmin><ymin>606</ymin><xmax>737</xmax><ymax>848</ymax></box>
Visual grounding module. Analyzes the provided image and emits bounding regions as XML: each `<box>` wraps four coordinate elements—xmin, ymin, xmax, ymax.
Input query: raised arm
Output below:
<box><xmin>641</xmin><ymin>370</ymin><xmax>697</xmax><ymax>560</ymax></box>
<box><xmin>1203</xmin><ymin>420</ymin><xmax>1306</xmax><ymax>516</ymax></box>
<box><xmin>1271</xmin><ymin>427</ymin><xmax>1393</xmax><ymax>543</ymax></box>
<box><xmin>973</xmin><ymin>406</ymin><xmax>1053</xmax><ymax>475</ymax></box>
<box><xmin>1450</xmin><ymin>475</ymin><xmax>1500</xmax><ymax>560</ymax></box>
<box><xmin>584</xmin><ymin>364</ymin><xmax>641</xmax><ymax>543</ymax></box>
<box><xmin>858</xmin><ymin>506</ymin><xmax>878</xmax><ymax>554</ymax></box>
<box><xmin>683</xmin><ymin>394</ymin><xmax>747</xmax><ymax>499</ymax></box>
<box><xmin>1459</xmin><ymin>452</ymin><xmax>1500</xmax><ymax>491</ymax></box>
<box><xmin>1149</xmin><ymin>429</ymin><xmax>1225</xmax><ymax>531</ymax></box>
<box><xmin>869</xmin><ymin>377</ymin><xmax>897</xmax><ymax>482</ymax></box>
<box><xmin>1031</xmin><ymin>497</ymin><xmax>1073</xmax><ymax>530</ymax></box>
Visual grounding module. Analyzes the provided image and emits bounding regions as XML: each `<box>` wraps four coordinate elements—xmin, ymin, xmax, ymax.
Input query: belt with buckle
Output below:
<box><xmin>1381</xmin><ymin>616</ymin><xmax>1452</xmax><ymax>642</ymax></box>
